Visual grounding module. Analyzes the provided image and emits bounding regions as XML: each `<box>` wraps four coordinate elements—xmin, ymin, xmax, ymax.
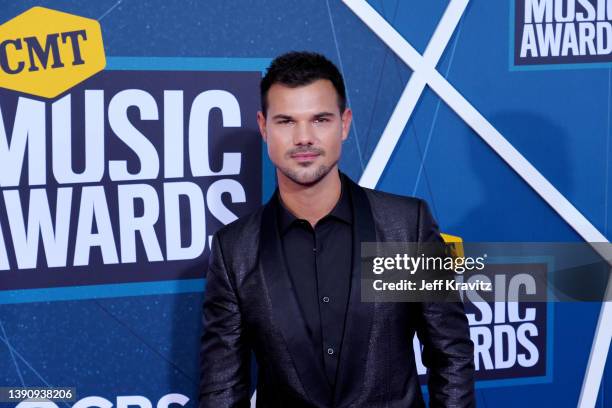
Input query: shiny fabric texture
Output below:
<box><xmin>199</xmin><ymin>174</ymin><xmax>475</xmax><ymax>408</ymax></box>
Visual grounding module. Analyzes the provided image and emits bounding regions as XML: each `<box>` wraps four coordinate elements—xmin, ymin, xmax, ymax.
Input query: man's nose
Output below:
<box><xmin>293</xmin><ymin>122</ymin><xmax>314</xmax><ymax>145</ymax></box>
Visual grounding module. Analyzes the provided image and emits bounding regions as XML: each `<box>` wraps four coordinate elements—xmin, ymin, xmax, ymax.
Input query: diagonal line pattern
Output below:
<box><xmin>362</xmin><ymin>0</ymin><xmax>401</xmax><ymax>157</ymax></box>
<box><xmin>410</xmin><ymin>122</ymin><xmax>440</xmax><ymax>221</ymax></box>
<box><xmin>363</xmin><ymin>0</ymin><xmax>401</xmax><ymax>158</ymax></box>
<box><xmin>0</xmin><ymin>319</ymin><xmax>25</xmax><ymax>386</ymax></box>
<box><xmin>343</xmin><ymin>0</ymin><xmax>611</xmax><ymax>406</ymax></box>
<box><xmin>325</xmin><ymin>0</ymin><xmax>365</xmax><ymax>171</ymax></box>
<box><xmin>98</xmin><ymin>0</ymin><xmax>123</xmax><ymax>21</ymax></box>
<box><xmin>356</xmin><ymin>0</ymin><xmax>470</xmax><ymax>188</ymax></box>
<box><xmin>412</xmin><ymin>16</ymin><xmax>465</xmax><ymax>197</ymax></box>
<box><xmin>387</xmin><ymin>51</ymin><xmax>441</xmax><ymax>221</ymax></box>
<box><xmin>0</xmin><ymin>332</ymin><xmax>71</xmax><ymax>408</ymax></box>
<box><xmin>92</xmin><ymin>300</ymin><xmax>198</xmax><ymax>385</ymax></box>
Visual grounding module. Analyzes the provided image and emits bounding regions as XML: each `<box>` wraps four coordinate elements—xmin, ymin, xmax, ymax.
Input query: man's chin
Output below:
<box><xmin>280</xmin><ymin>166</ymin><xmax>332</xmax><ymax>187</ymax></box>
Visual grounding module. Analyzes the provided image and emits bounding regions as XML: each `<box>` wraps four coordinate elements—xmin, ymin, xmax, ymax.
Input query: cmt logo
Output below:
<box><xmin>0</xmin><ymin>7</ymin><xmax>105</xmax><ymax>98</ymax></box>
<box><xmin>1</xmin><ymin>30</ymin><xmax>88</xmax><ymax>73</ymax></box>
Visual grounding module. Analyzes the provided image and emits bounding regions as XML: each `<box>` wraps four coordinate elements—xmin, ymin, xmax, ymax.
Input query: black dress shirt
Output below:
<box><xmin>277</xmin><ymin>179</ymin><xmax>353</xmax><ymax>388</ymax></box>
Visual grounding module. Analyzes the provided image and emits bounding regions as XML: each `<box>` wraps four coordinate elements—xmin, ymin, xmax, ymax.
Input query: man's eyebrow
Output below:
<box><xmin>271</xmin><ymin>114</ymin><xmax>293</xmax><ymax>120</ymax></box>
<box><xmin>271</xmin><ymin>112</ymin><xmax>336</xmax><ymax>121</ymax></box>
<box><xmin>313</xmin><ymin>112</ymin><xmax>336</xmax><ymax>118</ymax></box>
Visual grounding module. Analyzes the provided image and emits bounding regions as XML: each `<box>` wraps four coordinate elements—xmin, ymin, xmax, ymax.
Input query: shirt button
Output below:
<box><xmin>312</xmin><ymin>247</ymin><xmax>317</xmax><ymax>252</ymax></box>
<box><xmin>322</xmin><ymin>296</ymin><xmax>330</xmax><ymax>303</ymax></box>
<box><xmin>327</xmin><ymin>347</ymin><xmax>334</xmax><ymax>355</ymax></box>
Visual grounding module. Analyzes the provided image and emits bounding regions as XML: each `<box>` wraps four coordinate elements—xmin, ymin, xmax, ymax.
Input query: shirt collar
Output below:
<box><xmin>277</xmin><ymin>174</ymin><xmax>352</xmax><ymax>234</ymax></box>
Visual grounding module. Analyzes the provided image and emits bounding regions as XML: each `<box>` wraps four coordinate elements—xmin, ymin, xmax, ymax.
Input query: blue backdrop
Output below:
<box><xmin>0</xmin><ymin>1</ymin><xmax>609</xmax><ymax>407</ymax></box>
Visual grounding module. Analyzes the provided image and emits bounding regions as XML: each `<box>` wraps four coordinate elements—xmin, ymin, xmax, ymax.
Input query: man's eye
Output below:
<box><xmin>314</xmin><ymin>118</ymin><xmax>329</xmax><ymax>123</ymax></box>
<box><xmin>278</xmin><ymin>120</ymin><xmax>293</xmax><ymax>125</ymax></box>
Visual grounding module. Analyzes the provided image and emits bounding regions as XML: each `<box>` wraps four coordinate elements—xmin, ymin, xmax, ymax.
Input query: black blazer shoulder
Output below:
<box><xmin>209</xmin><ymin>206</ymin><xmax>265</xmax><ymax>288</ymax></box>
<box><xmin>362</xmin><ymin>186</ymin><xmax>441</xmax><ymax>243</ymax></box>
<box><xmin>213</xmin><ymin>181</ymin><xmax>439</xmax><ymax>258</ymax></box>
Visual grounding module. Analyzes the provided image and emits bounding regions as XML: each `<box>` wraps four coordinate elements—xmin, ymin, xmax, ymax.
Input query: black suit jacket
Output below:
<box><xmin>199</xmin><ymin>175</ymin><xmax>475</xmax><ymax>407</ymax></box>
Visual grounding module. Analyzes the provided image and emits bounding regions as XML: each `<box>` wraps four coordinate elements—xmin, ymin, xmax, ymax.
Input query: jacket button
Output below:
<box><xmin>327</xmin><ymin>347</ymin><xmax>334</xmax><ymax>355</ymax></box>
<box><xmin>322</xmin><ymin>296</ymin><xmax>330</xmax><ymax>303</ymax></box>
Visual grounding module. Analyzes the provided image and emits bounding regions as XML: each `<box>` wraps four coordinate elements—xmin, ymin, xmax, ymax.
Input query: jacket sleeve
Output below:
<box><xmin>414</xmin><ymin>199</ymin><xmax>475</xmax><ymax>408</ymax></box>
<box><xmin>199</xmin><ymin>232</ymin><xmax>251</xmax><ymax>408</ymax></box>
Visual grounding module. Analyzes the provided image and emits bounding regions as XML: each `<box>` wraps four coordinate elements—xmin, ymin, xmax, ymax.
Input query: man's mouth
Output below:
<box><xmin>290</xmin><ymin>152</ymin><xmax>320</xmax><ymax>162</ymax></box>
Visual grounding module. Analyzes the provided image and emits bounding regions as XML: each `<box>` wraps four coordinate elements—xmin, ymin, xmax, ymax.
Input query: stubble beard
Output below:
<box><xmin>278</xmin><ymin>158</ymin><xmax>338</xmax><ymax>187</ymax></box>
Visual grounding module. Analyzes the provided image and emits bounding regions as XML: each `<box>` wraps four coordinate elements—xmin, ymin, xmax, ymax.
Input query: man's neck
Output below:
<box><xmin>277</xmin><ymin>168</ymin><xmax>342</xmax><ymax>227</ymax></box>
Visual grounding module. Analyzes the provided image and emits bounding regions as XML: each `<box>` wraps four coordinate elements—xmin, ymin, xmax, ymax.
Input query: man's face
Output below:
<box><xmin>257</xmin><ymin>79</ymin><xmax>352</xmax><ymax>186</ymax></box>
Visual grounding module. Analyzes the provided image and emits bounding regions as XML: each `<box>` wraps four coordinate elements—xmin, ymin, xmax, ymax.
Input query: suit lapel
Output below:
<box><xmin>333</xmin><ymin>176</ymin><xmax>377</xmax><ymax>406</ymax></box>
<box><xmin>259</xmin><ymin>194</ymin><xmax>332</xmax><ymax>406</ymax></box>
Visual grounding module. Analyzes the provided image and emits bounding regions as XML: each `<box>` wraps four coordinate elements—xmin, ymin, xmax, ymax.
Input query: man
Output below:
<box><xmin>199</xmin><ymin>51</ymin><xmax>474</xmax><ymax>407</ymax></box>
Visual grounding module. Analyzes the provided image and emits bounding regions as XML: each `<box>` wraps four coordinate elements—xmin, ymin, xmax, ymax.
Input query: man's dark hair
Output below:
<box><xmin>260</xmin><ymin>51</ymin><xmax>346</xmax><ymax>116</ymax></box>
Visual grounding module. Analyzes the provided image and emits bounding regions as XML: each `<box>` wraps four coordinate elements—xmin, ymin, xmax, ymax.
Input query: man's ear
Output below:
<box><xmin>257</xmin><ymin>111</ymin><xmax>267</xmax><ymax>142</ymax></box>
<box><xmin>341</xmin><ymin>108</ymin><xmax>352</xmax><ymax>141</ymax></box>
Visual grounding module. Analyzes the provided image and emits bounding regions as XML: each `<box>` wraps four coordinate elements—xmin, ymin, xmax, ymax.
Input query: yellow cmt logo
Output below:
<box><xmin>0</xmin><ymin>6</ymin><xmax>105</xmax><ymax>98</ymax></box>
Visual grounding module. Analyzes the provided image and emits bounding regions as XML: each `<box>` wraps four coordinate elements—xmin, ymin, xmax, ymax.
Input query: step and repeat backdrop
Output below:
<box><xmin>0</xmin><ymin>1</ymin><xmax>609</xmax><ymax>407</ymax></box>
